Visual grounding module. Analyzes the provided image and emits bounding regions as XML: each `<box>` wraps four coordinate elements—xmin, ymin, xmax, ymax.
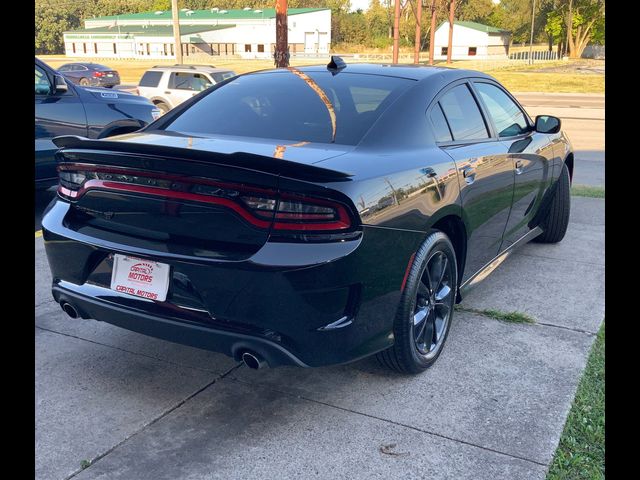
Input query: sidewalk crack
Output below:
<box><xmin>63</xmin><ymin>363</ymin><xmax>241</xmax><ymax>480</ymax></box>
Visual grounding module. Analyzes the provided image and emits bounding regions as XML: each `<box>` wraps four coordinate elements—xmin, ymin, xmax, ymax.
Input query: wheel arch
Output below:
<box><xmin>97</xmin><ymin>119</ymin><xmax>147</xmax><ymax>139</ymax></box>
<box><xmin>564</xmin><ymin>151</ymin><xmax>574</xmax><ymax>184</ymax></box>
<box><xmin>150</xmin><ymin>96</ymin><xmax>171</xmax><ymax>107</ymax></box>
<box><xmin>426</xmin><ymin>209</ymin><xmax>467</xmax><ymax>294</ymax></box>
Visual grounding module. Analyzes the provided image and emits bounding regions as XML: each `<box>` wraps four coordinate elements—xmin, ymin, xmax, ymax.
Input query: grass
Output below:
<box><xmin>547</xmin><ymin>322</ymin><xmax>605</xmax><ymax>480</ymax></box>
<box><xmin>455</xmin><ymin>306</ymin><xmax>536</xmax><ymax>324</ymax></box>
<box><xmin>36</xmin><ymin>55</ymin><xmax>604</xmax><ymax>93</ymax></box>
<box><xmin>571</xmin><ymin>185</ymin><xmax>605</xmax><ymax>198</ymax></box>
<box><xmin>80</xmin><ymin>460</ymin><xmax>91</xmax><ymax>470</ymax></box>
<box><xmin>486</xmin><ymin>71</ymin><xmax>604</xmax><ymax>94</ymax></box>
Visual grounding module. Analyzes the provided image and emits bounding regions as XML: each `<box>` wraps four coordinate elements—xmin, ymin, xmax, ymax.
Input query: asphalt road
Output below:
<box><xmin>514</xmin><ymin>93</ymin><xmax>605</xmax><ymax>187</ymax></box>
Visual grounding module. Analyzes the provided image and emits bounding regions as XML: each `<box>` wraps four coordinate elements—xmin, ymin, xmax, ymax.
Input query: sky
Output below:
<box><xmin>349</xmin><ymin>0</ymin><xmax>371</xmax><ymax>11</ymax></box>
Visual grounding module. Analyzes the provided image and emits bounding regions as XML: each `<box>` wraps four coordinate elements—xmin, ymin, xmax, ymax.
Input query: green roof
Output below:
<box><xmin>87</xmin><ymin>8</ymin><xmax>328</xmax><ymax>22</ymax></box>
<box><xmin>64</xmin><ymin>24</ymin><xmax>234</xmax><ymax>37</ymax></box>
<box><xmin>438</xmin><ymin>21</ymin><xmax>510</xmax><ymax>34</ymax></box>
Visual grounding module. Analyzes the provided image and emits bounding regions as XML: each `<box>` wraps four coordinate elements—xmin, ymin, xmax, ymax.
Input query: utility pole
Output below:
<box><xmin>528</xmin><ymin>0</ymin><xmax>536</xmax><ymax>64</ymax></box>
<box><xmin>275</xmin><ymin>0</ymin><xmax>289</xmax><ymax>67</ymax></box>
<box><xmin>428</xmin><ymin>0</ymin><xmax>437</xmax><ymax>65</ymax></box>
<box><xmin>413</xmin><ymin>0</ymin><xmax>423</xmax><ymax>64</ymax></box>
<box><xmin>446</xmin><ymin>0</ymin><xmax>455</xmax><ymax>64</ymax></box>
<box><xmin>171</xmin><ymin>0</ymin><xmax>182</xmax><ymax>63</ymax></box>
<box><xmin>392</xmin><ymin>0</ymin><xmax>400</xmax><ymax>63</ymax></box>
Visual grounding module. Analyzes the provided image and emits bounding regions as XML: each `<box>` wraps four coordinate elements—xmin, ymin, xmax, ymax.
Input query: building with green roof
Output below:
<box><xmin>63</xmin><ymin>8</ymin><xmax>331</xmax><ymax>59</ymax></box>
<box><xmin>433</xmin><ymin>21</ymin><xmax>512</xmax><ymax>60</ymax></box>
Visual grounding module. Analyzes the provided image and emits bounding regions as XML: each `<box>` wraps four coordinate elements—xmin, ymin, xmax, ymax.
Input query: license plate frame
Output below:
<box><xmin>110</xmin><ymin>254</ymin><xmax>170</xmax><ymax>302</ymax></box>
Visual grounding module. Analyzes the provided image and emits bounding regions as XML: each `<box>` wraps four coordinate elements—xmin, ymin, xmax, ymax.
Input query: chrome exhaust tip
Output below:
<box><xmin>60</xmin><ymin>302</ymin><xmax>79</xmax><ymax>319</ymax></box>
<box><xmin>242</xmin><ymin>352</ymin><xmax>266</xmax><ymax>370</ymax></box>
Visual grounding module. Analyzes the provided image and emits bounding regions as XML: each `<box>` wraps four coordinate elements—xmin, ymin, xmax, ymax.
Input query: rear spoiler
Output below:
<box><xmin>52</xmin><ymin>135</ymin><xmax>353</xmax><ymax>183</ymax></box>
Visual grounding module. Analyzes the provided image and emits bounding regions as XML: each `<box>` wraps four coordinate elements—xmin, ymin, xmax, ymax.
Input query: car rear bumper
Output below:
<box><xmin>52</xmin><ymin>282</ymin><xmax>309</xmax><ymax>367</ymax></box>
<box><xmin>95</xmin><ymin>78</ymin><xmax>120</xmax><ymax>87</ymax></box>
<box><xmin>42</xmin><ymin>198</ymin><xmax>425</xmax><ymax>367</ymax></box>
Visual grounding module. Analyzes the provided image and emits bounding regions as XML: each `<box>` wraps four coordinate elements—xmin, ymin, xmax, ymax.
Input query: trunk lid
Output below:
<box><xmin>53</xmin><ymin>133</ymin><xmax>353</xmax><ymax>261</ymax></box>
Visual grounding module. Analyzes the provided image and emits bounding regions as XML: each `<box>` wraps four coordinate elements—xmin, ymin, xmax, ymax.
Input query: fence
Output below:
<box><xmin>509</xmin><ymin>50</ymin><xmax>559</xmax><ymax>61</ymax></box>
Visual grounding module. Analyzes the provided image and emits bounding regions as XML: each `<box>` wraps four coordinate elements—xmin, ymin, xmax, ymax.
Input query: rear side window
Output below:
<box><xmin>139</xmin><ymin>71</ymin><xmax>163</xmax><ymax>87</ymax></box>
<box><xmin>162</xmin><ymin>71</ymin><xmax>414</xmax><ymax>146</ymax></box>
<box><xmin>211</xmin><ymin>71</ymin><xmax>236</xmax><ymax>83</ymax></box>
<box><xmin>474</xmin><ymin>82</ymin><xmax>529</xmax><ymax>137</ymax></box>
<box><xmin>430</xmin><ymin>103</ymin><xmax>452</xmax><ymax>142</ymax></box>
<box><xmin>439</xmin><ymin>84</ymin><xmax>489</xmax><ymax>141</ymax></box>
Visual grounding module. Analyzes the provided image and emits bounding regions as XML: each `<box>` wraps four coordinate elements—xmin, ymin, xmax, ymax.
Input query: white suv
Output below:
<box><xmin>136</xmin><ymin>65</ymin><xmax>236</xmax><ymax>114</ymax></box>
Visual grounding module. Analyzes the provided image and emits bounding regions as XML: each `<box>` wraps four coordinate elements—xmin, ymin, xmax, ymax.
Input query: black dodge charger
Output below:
<box><xmin>42</xmin><ymin>60</ymin><xmax>573</xmax><ymax>374</ymax></box>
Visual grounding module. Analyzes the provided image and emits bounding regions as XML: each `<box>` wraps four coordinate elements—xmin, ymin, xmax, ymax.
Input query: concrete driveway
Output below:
<box><xmin>35</xmin><ymin>195</ymin><xmax>604</xmax><ymax>480</ymax></box>
<box><xmin>35</xmin><ymin>92</ymin><xmax>604</xmax><ymax>479</ymax></box>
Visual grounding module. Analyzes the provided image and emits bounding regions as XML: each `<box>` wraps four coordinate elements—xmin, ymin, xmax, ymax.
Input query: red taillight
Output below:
<box><xmin>93</xmin><ymin>71</ymin><xmax>105</xmax><ymax>78</ymax></box>
<box><xmin>57</xmin><ymin>164</ymin><xmax>353</xmax><ymax>233</ymax></box>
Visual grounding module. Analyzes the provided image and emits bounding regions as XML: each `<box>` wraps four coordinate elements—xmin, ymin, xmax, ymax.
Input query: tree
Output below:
<box><xmin>545</xmin><ymin>10</ymin><xmax>564</xmax><ymax>51</ymax></box>
<box><xmin>565</xmin><ymin>0</ymin><xmax>604</xmax><ymax>58</ymax></box>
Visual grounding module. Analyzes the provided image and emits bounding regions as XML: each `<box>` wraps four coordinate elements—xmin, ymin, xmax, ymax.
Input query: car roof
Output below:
<box><xmin>62</xmin><ymin>62</ymin><xmax>110</xmax><ymax>69</ymax></box>
<box><xmin>245</xmin><ymin>63</ymin><xmax>495</xmax><ymax>83</ymax></box>
<box><xmin>149</xmin><ymin>65</ymin><xmax>234</xmax><ymax>73</ymax></box>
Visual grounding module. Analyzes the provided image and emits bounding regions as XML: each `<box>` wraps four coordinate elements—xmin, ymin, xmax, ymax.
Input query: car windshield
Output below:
<box><xmin>161</xmin><ymin>70</ymin><xmax>415</xmax><ymax>145</ymax></box>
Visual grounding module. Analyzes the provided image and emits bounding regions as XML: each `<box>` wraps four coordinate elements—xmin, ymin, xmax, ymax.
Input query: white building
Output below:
<box><xmin>434</xmin><ymin>21</ymin><xmax>511</xmax><ymax>60</ymax></box>
<box><xmin>63</xmin><ymin>8</ymin><xmax>331</xmax><ymax>59</ymax></box>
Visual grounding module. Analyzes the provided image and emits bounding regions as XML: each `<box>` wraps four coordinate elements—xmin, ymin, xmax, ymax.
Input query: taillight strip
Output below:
<box><xmin>76</xmin><ymin>180</ymin><xmax>272</xmax><ymax>229</ymax></box>
<box><xmin>58</xmin><ymin>164</ymin><xmax>354</xmax><ymax>232</ymax></box>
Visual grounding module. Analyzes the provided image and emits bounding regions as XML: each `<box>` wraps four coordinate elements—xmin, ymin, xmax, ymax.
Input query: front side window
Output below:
<box><xmin>474</xmin><ymin>82</ymin><xmax>529</xmax><ymax>137</ymax></box>
<box><xmin>162</xmin><ymin>71</ymin><xmax>414</xmax><ymax>146</ymax></box>
<box><xmin>35</xmin><ymin>65</ymin><xmax>51</xmax><ymax>95</ymax></box>
<box><xmin>438</xmin><ymin>84</ymin><xmax>489</xmax><ymax>141</ymax></box>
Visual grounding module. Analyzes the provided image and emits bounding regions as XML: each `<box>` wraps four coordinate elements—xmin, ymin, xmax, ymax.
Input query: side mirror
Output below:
<box><xmin>535</xmin><ymin>115</ymin><xmax>561</xmax><ymax>134</ymax></box>
<box><xmin>53</xmin><ymin>75</ymin><xmax>68</xmax><ymax>94</ymax></box>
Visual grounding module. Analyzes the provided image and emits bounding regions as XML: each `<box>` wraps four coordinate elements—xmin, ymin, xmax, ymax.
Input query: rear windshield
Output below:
<box><xmin>211</xmin><ymin>71</ymin><xmax>236</xmax><ymax>83</ymax></box>
<box><xmin>162</xmin><ymin>70</ymin><xmax>414</xmax><ymax>145</ymax></box>
<box><xmin>139</xmin><ymin>70</ymin><xmax>163</xmax><ymax>87</ymax></box>
<box><xmin>90</xmin><ymin>64</ymin><xmax>111</xmax><ymax>70</ymax></box>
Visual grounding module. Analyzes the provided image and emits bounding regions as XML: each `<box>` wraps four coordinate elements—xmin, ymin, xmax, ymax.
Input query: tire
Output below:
<box><xmin>79</xmin><ymin>78</ymin><xmax>90</xmax><ymax>86</ymax></box>
<box><xmin>534</xmin><ymin>163</ymin><xmax>571</xmax><ymax>244</ymax></box>
<box><xmin>155</xmin><ymin>102</ymin><xmax>170</xmax><ymax>115</ymax></box>
<box><xmin>376</xmin><ymin>231</ymin><xmax>458</xmax><ymax>374</ymax></box>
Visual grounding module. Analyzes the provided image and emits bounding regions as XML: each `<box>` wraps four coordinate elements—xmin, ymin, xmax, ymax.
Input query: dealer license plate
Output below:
<box><xmin>110</xmin><ymin>254</ymin><xmax>170</xmax><ymax>302</ymax></box>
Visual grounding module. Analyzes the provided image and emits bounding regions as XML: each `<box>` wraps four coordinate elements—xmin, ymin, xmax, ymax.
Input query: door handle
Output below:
<box><xmin>515</xmin><ymin>160</ymin><xmax>524</xmax><ymax>175</ymax></box>
<box><xmin>164</xmin><ymin>91</ymin><xmax>171</xmax><ymax>94</ymax></box>
<box><xmin>460</xmin><ymin>166</ymin><xmax>476</xmax><ymax>184</ymax></box>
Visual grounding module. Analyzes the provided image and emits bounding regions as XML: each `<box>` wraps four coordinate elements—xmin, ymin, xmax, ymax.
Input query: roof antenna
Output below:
<box><xmin>327</xmin><ymin>56</ymin><xmax>346</xmax><ymax>75</ymax></box>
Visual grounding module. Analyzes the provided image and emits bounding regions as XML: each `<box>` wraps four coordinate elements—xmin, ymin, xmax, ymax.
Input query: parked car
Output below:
<box><xmin>136</xmin><ymin>64</ymin><xmax>236</xmax><ymax>114</ymax></box>
<box><xmin>35</xmin><ymin>57</ymin><xmax>160</xmax><ymax>188</ymax></box>
<box><xmin>57</xmin><ymin>62</ymin><xmax>121</xmax><ymax>88</ymax></box>
<box><xmin>42</xmin><ymin>59</ymin><xmax>573</xmax><ymax>374</ymax></box>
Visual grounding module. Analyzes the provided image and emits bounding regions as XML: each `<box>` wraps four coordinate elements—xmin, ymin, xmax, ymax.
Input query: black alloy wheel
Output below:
<box><xmin>377</xmin><ymin>231</ymin><xmax>457</xmax><ymax>373</ymax></box>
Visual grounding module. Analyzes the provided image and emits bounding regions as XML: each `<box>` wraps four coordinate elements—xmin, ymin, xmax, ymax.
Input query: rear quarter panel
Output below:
<box><xmin>78</xmin><ymin>89</ymin><xmax>157</xmax><ymax>138</ymax></box>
